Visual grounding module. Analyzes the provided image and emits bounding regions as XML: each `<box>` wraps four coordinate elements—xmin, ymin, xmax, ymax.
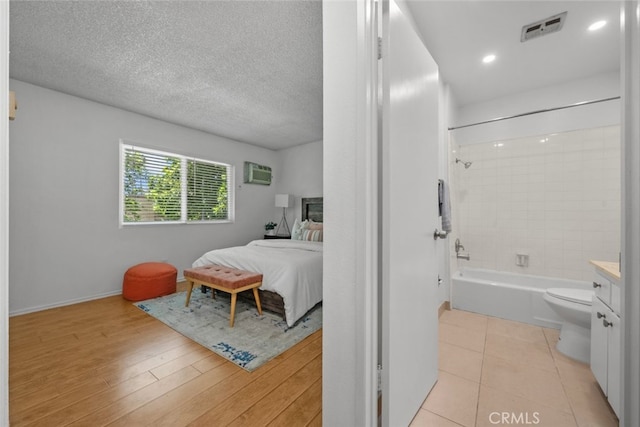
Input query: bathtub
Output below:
<box><xmin>451</xmin><ymin>268</ymin><xmax>592</xmax><ymax>329</ymax></box>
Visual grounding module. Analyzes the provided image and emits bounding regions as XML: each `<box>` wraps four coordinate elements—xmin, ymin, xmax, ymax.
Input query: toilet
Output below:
<box><xmin>543</xmin><ymin>287</ymin><xmax>595</xmax><ymax>363</ymax></box>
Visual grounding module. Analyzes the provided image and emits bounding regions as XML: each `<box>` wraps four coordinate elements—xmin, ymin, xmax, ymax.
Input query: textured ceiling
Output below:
<box><xmin>408</xmin><ymin>1</ymin><xmax>620</xmax><ymax>107</ymax></box>
<box><xmin>10</xmin><ymin>1</ymin><xmax>620</xmax><ymax>148</ymax></box>
<box><xmin>9</xmin><ymin>1</ymin><xmax>323</xmax><ymax>150</ymax></box>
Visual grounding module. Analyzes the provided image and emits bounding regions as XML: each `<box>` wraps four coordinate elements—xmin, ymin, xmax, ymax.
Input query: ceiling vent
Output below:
<box><xmin>521</xmin><ymin>12</ymin><xmax>567</xmax><ymax>42</ymax></box>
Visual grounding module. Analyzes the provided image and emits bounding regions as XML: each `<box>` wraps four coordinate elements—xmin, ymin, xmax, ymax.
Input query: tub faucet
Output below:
<box><xmin>455</xmin><ymin>238</ymin><xmax>470</xmax><ymax>260</ymax></box>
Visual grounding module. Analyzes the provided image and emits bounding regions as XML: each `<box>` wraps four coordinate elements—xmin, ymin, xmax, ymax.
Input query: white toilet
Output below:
<box><xmin>543</xmin><ymin>288</ymin><xmax>595</xmax><ymax>363</ymax></box>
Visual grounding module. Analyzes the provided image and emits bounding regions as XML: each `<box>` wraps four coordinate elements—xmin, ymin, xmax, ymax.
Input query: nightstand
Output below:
<box><xmin>264</xmin><ymin>235</ymin><xmax>290</xmax><ymax>240</ymax></box>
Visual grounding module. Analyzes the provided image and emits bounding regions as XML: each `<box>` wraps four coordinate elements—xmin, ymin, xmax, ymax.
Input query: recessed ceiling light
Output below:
<box><xmin>589</xmin><ymin>20</ymin><xmax>607</xmax><ymax>31</ymax></box>
<box><xmin>482</xmin><ymin>54</ymin><xmax>496</xmax><ymax>64</ymax></box>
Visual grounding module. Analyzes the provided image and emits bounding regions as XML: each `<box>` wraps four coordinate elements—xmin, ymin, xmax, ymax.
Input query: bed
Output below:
<box><xmin>191</xmin><ymin>197</ymin><xmax>323</xmax><ymax>327</ymax></box>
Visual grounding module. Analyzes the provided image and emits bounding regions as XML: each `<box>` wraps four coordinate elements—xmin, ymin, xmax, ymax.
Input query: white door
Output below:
<box><xmin>381</xmin><ymin>1</ymin><xmax>440</xmax><ymax>425</ymax></box>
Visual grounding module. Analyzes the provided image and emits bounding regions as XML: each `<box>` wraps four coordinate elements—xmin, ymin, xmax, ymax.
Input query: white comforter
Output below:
<box><xmin>192</xmin><ymin>239</ymin><xmax>323</xmax><ymax>326</ymax></box>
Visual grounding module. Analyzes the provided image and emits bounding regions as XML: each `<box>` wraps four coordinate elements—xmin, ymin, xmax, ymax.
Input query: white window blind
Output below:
<box><xmin>120</xmin><ymin>142</ymin><xmax>233</xmax><ymax>225</ymax></box>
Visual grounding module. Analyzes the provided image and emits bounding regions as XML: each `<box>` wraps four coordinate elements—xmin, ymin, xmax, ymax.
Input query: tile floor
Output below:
<box><xmin>411</xmin><ymin>309</ymin><xmax>619</xmax><ymax>427</ymax></box>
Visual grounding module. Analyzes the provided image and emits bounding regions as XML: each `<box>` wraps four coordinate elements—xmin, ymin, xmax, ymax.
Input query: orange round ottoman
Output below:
<box><xmin>123</xmin><ymin>262</ymin><xmax>177</xmax><ymax>301</ymax></box>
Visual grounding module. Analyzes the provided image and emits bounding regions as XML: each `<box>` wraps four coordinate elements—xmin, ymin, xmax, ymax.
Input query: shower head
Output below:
<box><xmin>456</xmin><ymin>158</ymin><xmax>473</xmax><ymax>169</ymax></box>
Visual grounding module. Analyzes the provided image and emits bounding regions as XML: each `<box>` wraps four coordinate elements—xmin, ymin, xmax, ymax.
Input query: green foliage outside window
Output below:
<box><xmin>123</xmin><ymin>151</ymin><xmax>147</xmax><ymax>222</ymax></box>
<box><xmin>147</xmin><ymin>157</ymin><xmax>181</xmax><ymax>221</ymax></box>
<box><xmin>187</xmin><ymin>161</ymin><xmax>228</xmax><ymax>221</ymax></box>
<box><xmin>122</xmin><ymin>144</ymin><xmax>232</xmax><ymax>224</ymax></box>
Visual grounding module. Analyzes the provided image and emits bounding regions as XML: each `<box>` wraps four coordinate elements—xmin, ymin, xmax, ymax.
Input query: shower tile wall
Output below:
<box><xmin>454</xmin><ymin>125</ymin><xmax>620</xmax><ymax>282</ymax></box>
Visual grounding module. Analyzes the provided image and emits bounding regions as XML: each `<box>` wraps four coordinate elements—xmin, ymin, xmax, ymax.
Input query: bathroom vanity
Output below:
<box><xmin>590</xmin><ymin>260</ymin><xmax>621</xmax><ymax>418</ymax></box>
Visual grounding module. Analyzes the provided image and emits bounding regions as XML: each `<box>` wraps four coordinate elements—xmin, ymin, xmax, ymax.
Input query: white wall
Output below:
<box><xmin>273</xmin><ymin>140</ymin><xmax>323</xmax><ymax>225</ymax></box>
<box><xmin>454</xmin><ymin>125</ymin><xmax>620</xmax><ymax>282</ymax></box>
<box><xmin>452</xmin><ymin>71</ymin><xmax>620</xmax><ymax>146</ymax></box>
<box><xmin>437</xmin><ymin>83</ymin><xmax>456</xmax><ymax>304</ymax></box>
<box><xmin>448</xmin><ymin>71</ymin><xmax>622</xmax><ymax>283</ymax></box>
<box><xmin>8</xmin><ymin>79</ymin><xmax>281</xmax><ymax>315</ymax></box>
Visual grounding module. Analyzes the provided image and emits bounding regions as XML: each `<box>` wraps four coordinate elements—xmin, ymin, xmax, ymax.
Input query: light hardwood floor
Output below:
<box><xmin>9</xmin><ymin>282</ymin><xmax>322</xmax><ymax>426</ymax></box>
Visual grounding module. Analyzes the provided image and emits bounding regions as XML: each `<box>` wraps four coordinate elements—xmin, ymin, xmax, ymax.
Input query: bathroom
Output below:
<box><xmin>442</xmin><ymin>101</ymin><xmax>623</xmax><ymax>422</ymax></box>
<box><xmin>402</xmin><ymin>2</ymin><xmax>629</xmax><ymax>425</ymax></box>
<box><xmin>449</xmin><ymin>73</ymin><xmax>621</xmax><ymax>327</ymax></box>
<box><xmin>412</xmin><ymin>2</ymin><xmax>622</xmax><ymax>308</ymax></box>
<box><xmin>416</xmin><ymin>1</ymin><xmax>624</xmax><ymax>423</ymax></box>
<box><xmin>448</xmin><ymin>82</ymin><xmax>620</xmax><ymax>331</ymax></box>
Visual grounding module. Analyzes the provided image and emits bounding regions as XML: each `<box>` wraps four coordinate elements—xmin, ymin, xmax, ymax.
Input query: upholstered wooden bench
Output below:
<box><xmin>183</xmin><ymin>265</ymin><xmax>263</xmax><ymax>327</ymax></box>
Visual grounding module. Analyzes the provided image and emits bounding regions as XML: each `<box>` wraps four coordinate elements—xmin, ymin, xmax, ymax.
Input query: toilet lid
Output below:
<box><xmin>547</xmin><ymin>288</ymin><xmax>594</xmax><ymax>306</ymax></box>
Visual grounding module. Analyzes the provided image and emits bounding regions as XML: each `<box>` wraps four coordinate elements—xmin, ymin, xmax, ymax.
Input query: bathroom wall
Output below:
<box><xmin>453</xmin><ymin>125</ymin><xmax>620</xmax><ymax>282</ymax></box>
<box><xmin>448</xmin><ymin>134</ymin><xmax>462</xmax><ymax>273</ymax></box>
<box><xmin>452</xmin><ymin>72</ymin><xmax>620</xmax><ymax>146</ymax></box>
<box><xmin>437</xmin><ymin>83</ymin><xmax>456</xmax><ymax>304</ymax></box>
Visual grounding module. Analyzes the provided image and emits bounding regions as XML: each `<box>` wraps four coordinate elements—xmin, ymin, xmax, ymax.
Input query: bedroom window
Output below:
<box><xmin>119</xmin><ymin>142</ymin><xmax>234</xmax><ymax>225</ymax></box>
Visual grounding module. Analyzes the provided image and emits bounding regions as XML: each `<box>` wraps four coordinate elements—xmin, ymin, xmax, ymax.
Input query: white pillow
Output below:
<box><xmin>291</xmin><ymin>218</ymin><xmax>309</xmax><ymax>240</ymax></box>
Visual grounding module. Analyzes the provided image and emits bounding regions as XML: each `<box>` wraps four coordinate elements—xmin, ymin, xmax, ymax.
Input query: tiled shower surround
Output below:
<box><xmin>453</xmin><ymin>125</ymin><xmax>620</xmax><ymax>282</ymax></box>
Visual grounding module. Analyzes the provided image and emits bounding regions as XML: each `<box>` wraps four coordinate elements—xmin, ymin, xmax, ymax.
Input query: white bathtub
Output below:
<box><xmin>451</xmin><ymin>268</ymin><xmax>592</xmax><ymax>329</ymax></box>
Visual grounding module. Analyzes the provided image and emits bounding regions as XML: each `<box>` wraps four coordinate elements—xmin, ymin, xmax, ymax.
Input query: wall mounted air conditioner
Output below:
<box><xmin>244</xmin><ymin>161</ymin><xmax>272</xmax><ymax>185</ymax></box>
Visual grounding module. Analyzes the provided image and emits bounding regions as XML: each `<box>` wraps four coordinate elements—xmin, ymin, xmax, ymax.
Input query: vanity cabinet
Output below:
<box><xmin>590</xmin><ymin>263</ymin><xmax>621</xmax><ymax>418</ymax></box>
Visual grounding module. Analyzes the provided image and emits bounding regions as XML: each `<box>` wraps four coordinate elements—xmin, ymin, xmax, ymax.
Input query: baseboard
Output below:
<box><xmin>438</xmin><ymin>300</ymin><xmax>451</xmax><ymax>318</ymax></box>
<box><xmin>14</xmin><ymin>278</ymin><xmax>438</xmax><ymax>319</ymax></box>
<box><xmin>9</xmin><ymin>289</ymin><xmax>123</xmax><ymax>317</ymax></box>
<box><xmin>10</xmin><ymin>275</ymin><xmax>187</xmax><ymax>317</ymax></box>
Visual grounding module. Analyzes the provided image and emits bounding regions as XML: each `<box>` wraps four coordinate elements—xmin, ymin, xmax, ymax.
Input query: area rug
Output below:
<box><xmin>134</xmin><ymin>290</ymin><xmax>322</xmax><ymax>371</ymax></box>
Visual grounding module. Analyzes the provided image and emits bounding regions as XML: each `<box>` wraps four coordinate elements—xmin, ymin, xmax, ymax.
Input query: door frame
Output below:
<box><xmin>621</xmin><ymin>1</ymin><xmax>640</xmax><ymax>425</ymax></box>
<box><xmin>1</xmin><ymin>1</ymin><xmax>10</xmax><ymax>425</ymax></box>
<box><xmin>322</xmin><ymin>0</ymin><xmax>379</xmax><ymax>424</ymax></box>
